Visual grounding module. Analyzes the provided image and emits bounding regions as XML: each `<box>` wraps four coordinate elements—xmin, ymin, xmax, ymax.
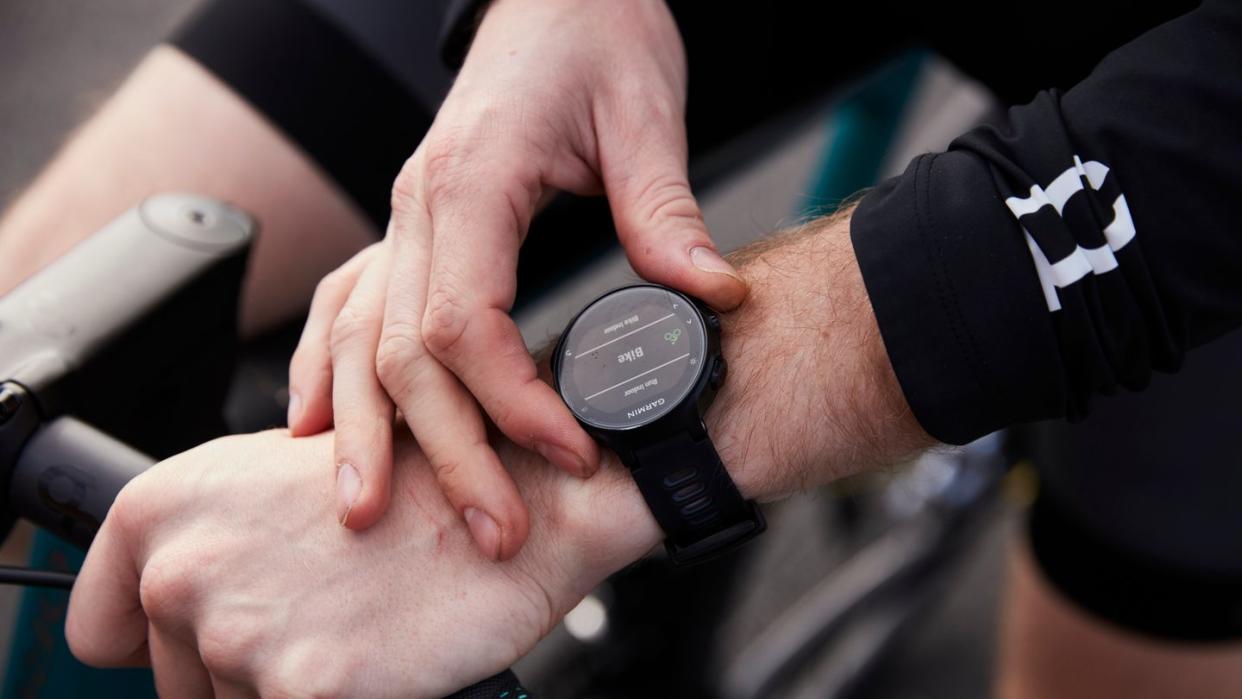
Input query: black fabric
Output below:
<box><xmin>443</xmin><ymin>669</ymin><xmax>528</xmax><ymax>699</ymax></box>
<box><xmin>1020</xmin><ymin>326</ymin><xmax>1242</xmax><ymax>580</ymax></box>
<box><xmin>852</xmin><ymin>0</ymin><xmax>1242</xmax><ymax>445</ymax></box>
<box><xmin>852</xmin><ymin>152</ymin><xmax>1059</xmax><ymax>444</ymax></box>
<box><xmin>1029</xmin><ymin>488</ymin><xmax>1242</xmax><ymax>641</ymax></box>
<box><xmin>171</xmin><ymin>0</ymin><xmax>431</xmax><ymax>230</ymax></box>
<box><xmin>304</xmin><ymin>0</ymin><xmax>455</xmax><ymax>108</ymax></box>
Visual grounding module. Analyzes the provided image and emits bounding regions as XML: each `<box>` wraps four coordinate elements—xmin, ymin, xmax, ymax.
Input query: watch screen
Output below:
<box><xmin>557</xmin><ymin>286</ymin><xmax>708</xmax><ymax>430</ymax></box>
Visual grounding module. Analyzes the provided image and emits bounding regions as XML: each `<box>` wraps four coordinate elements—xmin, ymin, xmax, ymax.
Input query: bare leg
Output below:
<box><xmin>0</xmin><ymin>46</ymin><xmax>377</xmax><ymax>336</ymax></box>
<box><xmin>996</xmin><ymin>537</ymin><xmax>1242</xmax><ymax>698</ymax></box>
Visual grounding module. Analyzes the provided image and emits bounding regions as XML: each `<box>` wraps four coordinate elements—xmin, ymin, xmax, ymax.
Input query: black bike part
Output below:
<box><xmin>9</xmin><ymin>416</ymin><xmax>155</xmax><ymax>549</ymax></box>
<box><xmin>0</xmin><ymin>193</ymin><xmax>254</xmax><ymax>460</ymax></box>
<box><xmin>0</xmin><ymin>565</ymin><xmax>76</xmax><ymax>590</ymax></box>
<box><xmin>0</xmin><ymin>194</ymin><xmax>254</xmax><ymax>545</ymax></box>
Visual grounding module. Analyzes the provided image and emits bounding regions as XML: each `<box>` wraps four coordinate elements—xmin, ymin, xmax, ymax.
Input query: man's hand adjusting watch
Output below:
<box><xmin>553</xmin><ymin>284</ymin><xmax>765</xmax><ymax>565</ymax></box>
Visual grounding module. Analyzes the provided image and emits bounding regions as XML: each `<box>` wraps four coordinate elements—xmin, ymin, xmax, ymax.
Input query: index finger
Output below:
<box><xmin>420</xmin><ymin>164</ymin><xmax>599</xmax><ymax>476</ymax></box>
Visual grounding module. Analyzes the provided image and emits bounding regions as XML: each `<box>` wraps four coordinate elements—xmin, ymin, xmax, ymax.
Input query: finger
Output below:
<box><xmin>66</xmin><ymin>507</ymin><xmax>149</xmax><ymax>668</ymax></box>
<box><xmin>149</xmin><ymin>625</ymin><xmax>213</xmax><ymax>699</ymax></box>
<box><xmin>288</xmin><ymin>244</ymin><xmax>379</xmax><ymax>436</ymax></box>
<box><xmin>598</xmin><ymin>99</ymin><xmax>748</xmax><ymax>311</ymax></box>
<box><xmin>420</xmin><ymin>162</ymin><xmax>599</xmax><ymax>478</ymax></box>
<box><xmin>329</xmin><ymin>250</ymin><xmax>396</xmax><ymax>528</ymax></box>
<box><xmin>378</xmin><ymin>195</ymin><xmax>529</xmax><ymax>559</ymax></box>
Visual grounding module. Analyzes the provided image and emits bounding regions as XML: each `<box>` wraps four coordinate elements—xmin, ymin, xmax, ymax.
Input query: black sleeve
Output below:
<box><xmin>850</xmin><ymin>0</ymin><xmax>1242</xmax><ymax>444</ymax></box>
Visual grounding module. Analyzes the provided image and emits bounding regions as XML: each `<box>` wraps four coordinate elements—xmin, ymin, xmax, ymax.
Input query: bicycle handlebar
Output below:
<box><xmin>0</xmin><ymin>194</ymin><xmax>519</xmax><ymax>698</ymax></box>
<box><xmin>9</xmin><ymin>414</ymin><xmax>154</xmax><ymax>549</ymax></box>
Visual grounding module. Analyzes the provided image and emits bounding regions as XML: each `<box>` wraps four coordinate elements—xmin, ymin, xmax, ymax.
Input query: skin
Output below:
<box><xmin>285</xmin><ymin>0</ymin><xmax>751</xmax><ymax>560</ymax></box>
<box><xmin>996</xmin><ymin>544</ymin><xmax>1242</xmax><ymax>699</ymax></box>
<box><xmin>0</xmin><ymin>46</ymin><xmax>375</xmax><ymax>337</ymax></box>
<box><xmin>5</xmin><ymin>8</ymin><xmax>1239</xmax><ymax>695</ymax></box>
<box><xmin>66</xmin><ymin>211</ymin><xmax>933</xmax><ymax>697</ymax></box>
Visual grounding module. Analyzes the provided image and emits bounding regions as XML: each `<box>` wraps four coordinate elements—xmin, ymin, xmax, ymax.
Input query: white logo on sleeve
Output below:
<box><xmin>1005</xmin><ymin>155</ymin><xmax>1136</xmax><ymax>312</ymax></box>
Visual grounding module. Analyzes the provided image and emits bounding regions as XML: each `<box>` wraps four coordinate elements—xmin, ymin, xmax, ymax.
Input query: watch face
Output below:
<box><xmin>557</xmin><ymin>286</ymin><xmax>708</xmax><ymax>430</ymax></box>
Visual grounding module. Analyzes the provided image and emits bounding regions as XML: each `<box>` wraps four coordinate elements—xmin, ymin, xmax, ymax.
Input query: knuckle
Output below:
<box><xmin>375</xmin><ymin>323</ymin><xmax>426</xmax><ymax>391</ymax></box>
<box><xmin>106</xmin><ymin>480</ymin><xmax>145</xmax><ymax>543</ymax></box>
<box><xmin>641</xmin><ymin>91</ymin><xmax>683</xmax><ymax>124</ymax></box>
<box><xmin>312</xmin><ymin>267</ymin><xmax>350</xmax><ymax>304</ymax></box>
<box><xmin>426</xmin><ymin>441</ymin><xmax>488</xmax><ymax>502</ymax></box>
<box><xmin>421</xmin><ymin>289</ymin><xmax>470</xmax><ymax>357</ymax></box>
<box><xmin>486</xmin><ymin>400</ymin><xmax>522</xmax><ymax>439</ymax></box>
<box><xmin>632</xmin><ymin>174</ymin><xmax>701</xmax><ymax>231</ymax></box>
<box><xmin>390</xmin><ymin>153</ymin><xmax>427</xmax><ymax>215</ymax></box>
<box><xmin>421</xmin><ymin>138</ymin><xmax>473</xmax><ymax>205</ymax></box>
<box><xmin>197</xmin><ymin>614</ymin><xmax>262</xmax><ymax>679</ymax></box>
<box><xmin>138</xmin><ymin>554</ymin><xmax>195</xmax><ymax>624</ymax></box>
<box><xmin>430</xmin><ymin>456</ymin><xmax>462</xmax><ymax>485</ymax></box>
<box><xmin>328</xmin><ymin>304</ymin><xmax>373</xmax><ymax>357</ymax></box>
<box><xmin>263</xmin><ymin>641</ymin><xmax>351</xmax><ymax>699</ymax></box>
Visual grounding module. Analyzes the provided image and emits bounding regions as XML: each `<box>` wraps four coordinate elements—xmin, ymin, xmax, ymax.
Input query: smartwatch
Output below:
<box><xmin>552</xmin><ymin>284</ymin><xmax>765</xmax><ymax>565</ymax></box>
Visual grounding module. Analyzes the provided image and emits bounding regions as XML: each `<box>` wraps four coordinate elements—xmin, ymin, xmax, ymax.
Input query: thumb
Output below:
<box><xmin>600</xmin><ymin>118</ymin><xmax>748</xmax><ymax>311</ymax></box>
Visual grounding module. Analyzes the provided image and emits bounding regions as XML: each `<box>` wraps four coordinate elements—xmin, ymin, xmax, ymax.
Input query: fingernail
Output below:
<box><xmin>337</xmin><ymin>462</ymin><xmax>361</xmax><ymax>526</ymax></box>
<box><xmin>287</xmin><ymin>391</ymin><xmax>302</xmax><ymax>428</ymax></box>
<box><xmin>690</xmin><ymin>246</ymin><xmax>743</xmax><ymax>281</ymax></box>
<box><xmin>464</xmin><ymin>507</ymin><xmax>500</xmax><ymax>561</ymax></box>
<box><xmin>536</xmin><ymin>442</ymin><xmax>594</xmax><ymax>477</ymax></box>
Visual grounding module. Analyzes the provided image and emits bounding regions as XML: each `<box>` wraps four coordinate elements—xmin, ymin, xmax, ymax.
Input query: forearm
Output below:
<box><xmin>0</xmin><ymin>46</ymin><xmax>373</xmax><ymax>335</ymax></box>
<box><xmin>508</xmin><ymin>205</ymin><xmax>931</xmax><ymax>584</ymax></box>
<box><xmin>66</xmin><ymin>205</ymin><xmax>928</xmax><ymax>697</ymax></box>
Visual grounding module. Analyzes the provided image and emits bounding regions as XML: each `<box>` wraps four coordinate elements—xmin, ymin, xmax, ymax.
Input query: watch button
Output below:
<box><xmin>706</xmin><ymin>312</ymin><xmax>721</xmax><ymax>331</ymax></box>
<box><xmin>710</xmin><ymin>357</ymin><xmax>728</xmax><ymax>389</ymax></box>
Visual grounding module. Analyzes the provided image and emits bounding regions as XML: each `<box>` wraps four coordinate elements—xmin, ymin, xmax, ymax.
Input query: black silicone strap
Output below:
<box><xmin>631</xmin><ymin>431</ymin><xmax>765</xmax><ymax>565</ymax></box>
<box><xmin>442</xmin><ymin>669</ymin><xmax>530</xmax><ymax>699</ymax></box>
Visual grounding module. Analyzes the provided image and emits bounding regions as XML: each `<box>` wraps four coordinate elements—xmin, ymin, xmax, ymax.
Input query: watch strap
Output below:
<box><xmin>631</xmin><ymin>431</ymin><xmax>766</xmax><ymax>565</ymax></box>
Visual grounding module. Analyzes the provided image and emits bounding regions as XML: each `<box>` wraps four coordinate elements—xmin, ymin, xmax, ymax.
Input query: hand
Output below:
<box><xmin>286</xmin><ymin>0</ymin><xmax>749</xmax><ymax>562</ymax></box>
<box><xmin>67</xmin><ymin>428</ymin><xmax>640</xmax><ymax>699</ymax></box>
<box><xmin>68</xmin><ymin>210</ymin><xmax>930</xmax><ymax>696</ymax></box>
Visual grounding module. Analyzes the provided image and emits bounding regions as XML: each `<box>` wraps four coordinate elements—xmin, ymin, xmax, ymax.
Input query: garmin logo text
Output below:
<box><xmin>627</xmin><ymin>398</ymin><xmax>665</xmax><ymax>420</ymax></box>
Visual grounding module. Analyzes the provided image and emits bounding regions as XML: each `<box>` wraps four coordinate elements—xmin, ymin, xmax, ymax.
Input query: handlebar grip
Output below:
<box><xmin>7</xmin><ymin>416</ymin><xmax>154</xmax><ymax>549</ymax></box>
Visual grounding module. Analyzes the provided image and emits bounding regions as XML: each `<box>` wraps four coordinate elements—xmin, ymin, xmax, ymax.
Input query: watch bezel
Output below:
<box><xmin>552</xmin><ymin>284</ymin><xmax>722</xmax><ymax>449</ymax></box>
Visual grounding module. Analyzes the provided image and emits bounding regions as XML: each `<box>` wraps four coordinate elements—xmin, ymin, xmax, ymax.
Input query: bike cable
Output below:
<box><xmin>0</xmin><ymin>565</ymin><xmax>76</xmax><ymax>590</ymax></box>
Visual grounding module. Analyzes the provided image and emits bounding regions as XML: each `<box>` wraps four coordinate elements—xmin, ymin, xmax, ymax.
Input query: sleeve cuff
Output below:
<box><xmin>849</xmin><ymin>151</ymin><xmax>1064</xmax><ymax>444</ymax></box>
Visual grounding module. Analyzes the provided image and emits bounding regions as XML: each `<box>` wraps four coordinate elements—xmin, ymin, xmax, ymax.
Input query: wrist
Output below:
<box><xmin>534</xmin><ymin>207</ymin><xmax>932</xmax><ymax>585</ymax></box>
<box><xmin>709</xmin><ymin>206</ymin><xmax>931</xmax><ymax>499</ymax></box>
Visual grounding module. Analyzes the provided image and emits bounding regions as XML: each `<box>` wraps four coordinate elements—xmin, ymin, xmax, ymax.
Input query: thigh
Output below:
<box><xmin>1022</xmin><ymin>328</ymin><xmax>1242</xmax><ymax>640</ymax></box>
